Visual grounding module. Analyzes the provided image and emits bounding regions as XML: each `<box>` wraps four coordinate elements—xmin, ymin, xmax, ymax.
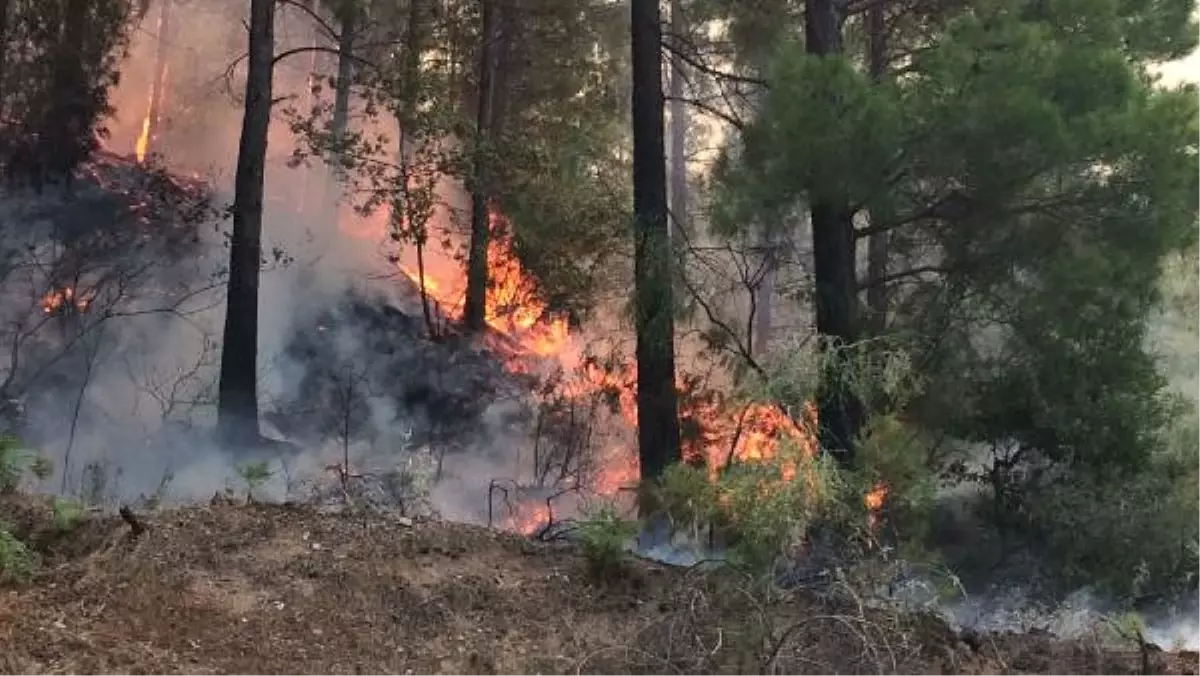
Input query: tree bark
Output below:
<box><xmin>753</xmin><ymin>231</ymin><xmax>776</xmax><ymax>358</ymax></box>
<box><xmin>631</xmin><ymin>0</ymin><xmax>681</xmax><ymax>486</ymax></box>
<box><xmin>41</xmin><ymin>0</ymin><xmax>89</xmax><ymax>189</ymax></box>
<box><xmin>0</xmin><ymin>0</ymin><xmax>12</xmax><ymax>119</ymax></box>
<box><xmin>217</xmin><ymin>0</ymin><xmax>274</xmax><ymax>448</ymax></box>
<box><xmin>805</xmin><ymin>0</ymin><xmax>863</xmax><ymax>465</ymax></box>
<box><xmin>329</xmin><ymin>0</ymin><xmax>356</xmax><ymax>164</ymax></box>
<box><xmin>145</xmin><ymin>0</ymin><xmax>171</xmax><ymax>159</ymax></box>
<box><xmin>864</xmin><ymin>0</ymin><xmax>890</xmax><ymax>335</ymax></box>
<box><xmin>667</xmin><ymin>0</ymin><xmax>687</xmax><ymax>263</ymax></box>
<box><xmin>463</xmin><ymin>0</ymin><xmax>499</xmax><ymax>333</ymax></box>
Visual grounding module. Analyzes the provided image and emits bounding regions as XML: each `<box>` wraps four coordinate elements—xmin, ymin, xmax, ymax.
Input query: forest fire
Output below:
<box><xmin>395</xmin><ymin>211</ymin><xmax>570</xmax><ymax>359</ymax></box>
<box><xmin>371</xmin><ymin>203</ymin><xmax>838</xmax><ymax>535</ymax></box>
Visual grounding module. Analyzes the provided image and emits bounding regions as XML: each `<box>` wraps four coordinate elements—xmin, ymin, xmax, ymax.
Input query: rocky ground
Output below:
<box><xmin>0</xmin><ymin>495</ymin><xmax>1196</xmax><ymax>675</ymax></box>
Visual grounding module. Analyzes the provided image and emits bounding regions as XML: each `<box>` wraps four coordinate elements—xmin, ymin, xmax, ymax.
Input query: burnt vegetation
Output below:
<box><xmin>0</xmin><ymin>0</ymin><xmax>1197</xmax><ymax>672</ymax></box>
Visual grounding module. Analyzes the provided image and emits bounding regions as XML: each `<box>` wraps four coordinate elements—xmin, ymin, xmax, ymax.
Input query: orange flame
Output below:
<box><xmin>396</xmin><ymin>210</ymin><xmax>571</xmax><ymax>359</ymax></box>
<box><xmin>344</xmin><ymin>202</ymin><xmax>852</xmax><ymax>535</ymax></box>
<box><xmin>865</xmin><ymin>481</ymin><xmax>888</xmax><ymax>532</ymax></box>
<box><xmin>41</xmin><ymin>287</ymin><xmax>91</xmax><ymax>315</ymax></box>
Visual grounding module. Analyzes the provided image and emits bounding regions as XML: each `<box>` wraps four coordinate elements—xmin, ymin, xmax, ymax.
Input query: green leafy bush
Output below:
<box><xmin>51</xmin><ymin>497</ymin><xmax>85</xmax><ymax>532</ymax></box>
<box><xmin>656</xmin><ymin>442</ymin><xmax>846</xmax><ymax>575</ymax></box>
<box><xmin>576</xmin><ymin>502</ymin><xmax>637</xmax><ymax>581</ymax></box>
<box><xmin>235</xmin><ymin>461</ymin><xmax>273</xmax><ymax>503</ymax></box>
<box><xmin>0</xmin><ymin>522</ymin><xmax>35</xmax><ymax>584</ymax></box>
<box><xmin>0</xmin><ymin>436</ymin><xmax>30</xmax><ymax>494</ymax></box>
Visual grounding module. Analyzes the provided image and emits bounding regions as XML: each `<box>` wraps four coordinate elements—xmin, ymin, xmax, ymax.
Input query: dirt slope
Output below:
<box><xmin>1</xmin><ymin>497</ymin><xmax>1196</xmax><ymax>675</ymax></box>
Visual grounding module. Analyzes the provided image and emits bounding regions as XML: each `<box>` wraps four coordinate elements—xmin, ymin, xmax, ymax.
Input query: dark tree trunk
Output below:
<box><xmin>631</xmin><ymin>0</ymin><xmax>681</xmax><ymax>486</ymax></box>
<box><xmin>41</xmin><ymin>0</ymin><xmax>90</xmax><ymax>190</ymax></box>
<box><xmin>865</xmin><ymin>0</ymin><xmax>891</xmax><ymax>335</ymax></box>
<box><xmin>805</xmin><ymin>0</ymin><xmax>863</xmax><ymax>465</ymax></box>
<box><xmin>217</xmin><ymin>0</ymin><xmax>274</xmax><ymax>448</ymax></box>
<box><xmin>330</xmin><ymin>1</ymin><xmax>356</xmax><ymax>162</ymax></box>
<box><xmin>463</xmin><ymin>0</ymin><xmax>499</xmax><ymax>333</ymax></box>
<box><xmin>396</xmin><ymin>0</ymin><xmax>436</xmax><ymax>337</ymax></box>
<box><xmin>0</xmin><ymin>0</ymin><xmax>11</xmax><ymax>118</ymax></box>
<box><xmin>667</xmin><ymin>0</ymin><xmax>687</xmax><ymax>262</ymax></box>
<box><xmin>753</xmin><ymin>228</ymin><xmax>776</xmax><ymax>357</ymax></box>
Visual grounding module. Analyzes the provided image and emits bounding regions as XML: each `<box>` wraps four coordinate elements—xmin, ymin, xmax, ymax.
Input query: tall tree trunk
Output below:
<box><xmin>297</xmin><ymin>0</ymin><xmax>319</xmax><ymax>213</ymax></box>
<box><xmin>42</xmin><ymin>0</ymin><xmax>89</xmax><ymax>190</ymax></box>
<box><xmin>667</xmin><ymin>0</ymin><xmax>687</xmax><ymax>260</ymax></box>
<box><xmin>631</xmin><ymin>0</ymin><xmax>681</xmax><ymax>486</ymax></box>
<box><xmin>463</xmin><ymin>0</ymin><xmax>498</xmax><ymax>333</ymax></box>
<box><xmin>217</xmin><ymin>0</ymin><xmax>274</xmax><ymax>448</ymax></box>
<box><xmin>143</xmin><ymin>0</ymin><xmax>171</xmax><ymax>161</ymax></box>
<box><xmin>396</xmin><ymin>0</ymin><xmax>436</xmax><ymax>337</ymax></box>
<box><xmin>0</xmin><ymin>0</ymin><xmax>12</xmax><ymax>119</ymax></box>
<box><xmin>325</xmin><ymin>1</ymin><xmax>355</xmax><ymax>230</ymax></box>
<box><xmin>753</xmin><ymin>229</ymin><xmax>776</xmax><ymax>357</ymax></box>
<box><xmin>329</xmin><ymin>1</ymin><xmax>356</xmax><ymax>164</ymax></box>
<box><xmin>865</xmin><ymin>1</ymin><xmax>891</xmax><ymax>335</ymax></box>
<box><xmin>805</xmin><ymin>0</ymin><xmax>862</xmax><ymax>465</ymax></box>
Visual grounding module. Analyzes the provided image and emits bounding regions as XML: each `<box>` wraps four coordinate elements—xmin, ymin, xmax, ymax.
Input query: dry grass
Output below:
<box><xmin>0</xmin><ymin>496</ymin><xmax>1195</xmax><ymax>675</ymax></box>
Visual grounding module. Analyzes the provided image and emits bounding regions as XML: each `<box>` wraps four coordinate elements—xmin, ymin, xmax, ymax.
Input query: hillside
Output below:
<box><xmin>1</xmin><ymin>497</ymin><xmax>1196</xmax><ymax>675</ymax></box>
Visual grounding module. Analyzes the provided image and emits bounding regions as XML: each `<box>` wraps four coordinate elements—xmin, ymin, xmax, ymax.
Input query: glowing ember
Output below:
<box><xmin>41</xmin><ymin>287</ymin><xmax>91</xmax><ymax>315</ymax></box>
<box><xmin>865</xmin><ymin>481</ymin><xmax>888</xmax><ymax>532</ymax></box>
<box><xmin>505</xmin><ymin>502</ymin><xmax>552</xmax><ymax>536</ymax></box>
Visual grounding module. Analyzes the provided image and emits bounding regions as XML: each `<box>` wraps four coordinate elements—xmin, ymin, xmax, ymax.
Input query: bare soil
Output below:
<box><xmin>1</xmin><ymin>496</ymin><xmax>1196</xmax><ymax>675</ymax></box>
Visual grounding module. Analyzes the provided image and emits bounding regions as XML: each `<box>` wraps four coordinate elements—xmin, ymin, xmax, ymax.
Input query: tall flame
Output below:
<box><xmin>136</xmin><ymin>0</ymin><xmax>170</xmax><ymax>163</ymax></box>
<box><xmin>343</xmin><ymin>202</ymin><xmax>886</xmax><ymax>536</ymax></box>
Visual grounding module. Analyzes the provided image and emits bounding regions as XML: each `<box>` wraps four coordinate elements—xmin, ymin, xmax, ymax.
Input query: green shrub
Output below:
<box><xmin>655</xmin><ymin>441</ymin><xmax>846</xmax><ymax>575</ymax></box>
<box><xmin>0</xmin><ymin>436</ymin><xmax>30</xmax><ymax>494</ymax></box>
<box><xmin>51</xmin><ymin>497</ymin><xmax>85</xmax><ymax>532</ymax></box>
<box><xmin>1022</xmin><ymin>432</ymin><xmax>1199</xmax><ymax>599</ymax></box>
<box><xmin>235</xmin><ymin>461</ymin><xmax>273</xmax><ymax>503</ymax></box>
<box><xmin>576</xmin><ymin>502</ymin><xmax>638</xmax><ymax>581</ymax></box>
<box><xmin>0</xmin><ymin>522</ymin><xmax>35</xmax><ymax>584</ymax></box>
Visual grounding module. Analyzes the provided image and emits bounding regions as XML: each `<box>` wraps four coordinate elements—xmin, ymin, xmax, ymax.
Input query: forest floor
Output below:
<box><xmin>1</xmin><ymin>495</ymin><xmax>1196</xmax><ymax>675</ymax></box>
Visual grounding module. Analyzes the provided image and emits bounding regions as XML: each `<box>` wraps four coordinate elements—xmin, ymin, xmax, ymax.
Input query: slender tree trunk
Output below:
<box><xmin>144</xmin><ymin>0</ymin><xmax>171</xmax><ymax>159</ymax></box>
<box><xmin>329</xmin><ymin>1</ymin><xmax>356</xmax><ymax>163</ymax></box>
<box><xmin>805</xmin><ymin>0</ymin><xmax>863</xmax><ymax>465</ymax></box>
<box><xmin>324</xmin><ymin>2</ymin><xmax>355</xmax><ymax>230</ymax></box>
<box><xmin>217</xmin><ymin>0</ymin><xmax>274</xmax><ymax>448</ymax></box>
<box><xmin>463</xmin><ymin>0</ymin><xmax>499</xmax><ymax>333</ymax></box>
<box><xmin>397</xmin><ymin>0</ymin><xmax>435</xmax><ymax>337</ymax></box>
<box><xmin>865</xmin><ymin>1</ymin><xmax>891</xmax><ymax>335</ymax></box>
<box><xmin>297</xmin><ymin>0</ymin><xmax>319</xmax><ymax>213</ymax></box>
<box><xmin>139</xmin><ymin>0</ymin><xmax>172</xmax><ymax>162</ymax></box>
<box><xmin>0</xmin><ymin>0</ymin><xmax>11</xmax><ymax>119</ymax></box>
<box><xmin>631</xmin><ymin>0</ymin><xmax>681</xmax><ymax>486</ymax></box>
<box><xmin>667</xmin><ymin>0</ymin><xmax>687</xmax><ymax>261</ymax></box>
<box><xmin>753</xmin><ymin>230</ymin><xmax>776</xmax><ymax>357</ymax></box>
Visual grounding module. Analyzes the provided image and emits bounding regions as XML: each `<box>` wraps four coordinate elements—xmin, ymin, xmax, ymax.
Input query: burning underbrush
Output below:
<box><xmin>0</xmin><ymin>150</ymin><xmax>216</xmax><ymax>437</ymax></box>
